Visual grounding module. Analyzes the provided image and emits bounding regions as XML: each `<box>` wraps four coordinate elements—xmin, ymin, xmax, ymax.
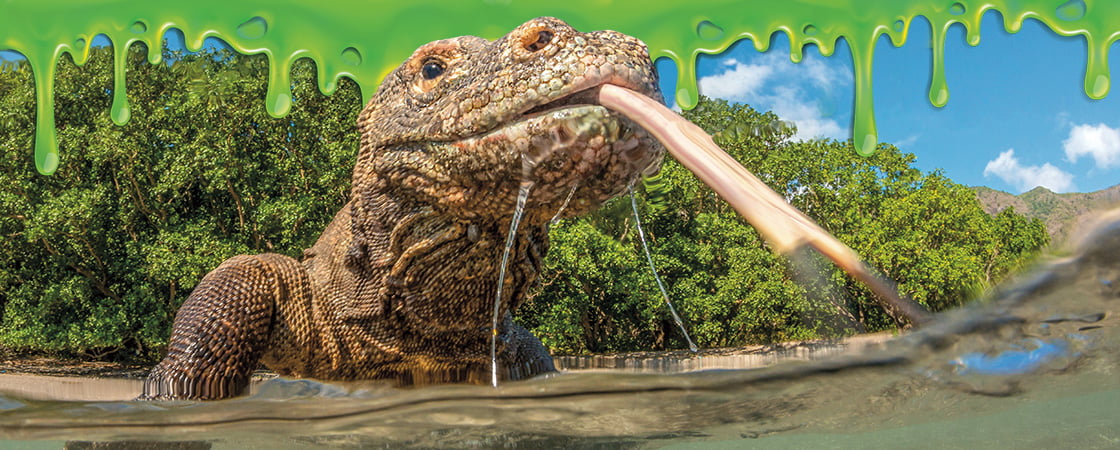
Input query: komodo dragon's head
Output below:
<box><xmin>340</xmin><ymin>17</ymin><xmax>664</xmax><ymax>336</ymax></box>
<box><xmin>353</xmin><ymin>17</ymin><xmax>664</xmax><ymax>225</ymax></box>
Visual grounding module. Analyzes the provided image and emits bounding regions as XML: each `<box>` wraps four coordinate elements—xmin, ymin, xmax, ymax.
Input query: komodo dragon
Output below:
<box><xmin>142</xmin><ymin>17</ymin><xmax>665</xmax><ymax>400</ymax></box>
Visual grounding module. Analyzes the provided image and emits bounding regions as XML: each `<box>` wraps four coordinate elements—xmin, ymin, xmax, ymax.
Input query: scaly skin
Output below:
<box><xmin>142</xmin><ymin>17</ymin><xmax>664</xmax><ymax>400</ymax></box>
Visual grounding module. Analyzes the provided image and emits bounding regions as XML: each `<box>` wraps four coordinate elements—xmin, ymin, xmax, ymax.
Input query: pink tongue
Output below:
<box><xmin>598</xmin><ymin>84</ymin><xmax>931</xmax><ymax>327</ymax></box>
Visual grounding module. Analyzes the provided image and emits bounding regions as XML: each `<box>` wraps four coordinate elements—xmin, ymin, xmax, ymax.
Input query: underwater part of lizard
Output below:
<box><xmin>142</xmin><ymin>17</ymin><xmax>665</xmax><ymax>400</ymax></box>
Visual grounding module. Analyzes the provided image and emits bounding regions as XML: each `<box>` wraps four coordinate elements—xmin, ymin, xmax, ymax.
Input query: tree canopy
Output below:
<box><xmin>0</xmin><ymin>45</ymin><xmax>361</xmax><ymax>358</ymax></box>
<box><xmin>0</xmin><ymin>46</ymin><xmax>1048</xmax><ymax>359</ymax></box>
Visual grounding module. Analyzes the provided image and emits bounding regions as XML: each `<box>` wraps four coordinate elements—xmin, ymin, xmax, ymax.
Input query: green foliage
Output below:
<box><xmin>519</xmin><ymin>97</ymin><xmax>1049</xmax><ymax>353</ymax></box>
<box><xmin>0</xmin><ymin>44</ymin><xmax>361</xmax><ymax>359</ymax></box>
<box><xmin>0</xmin><ymin>53</ymin><xmax>1047</xmax><ymax>359</ymax></box>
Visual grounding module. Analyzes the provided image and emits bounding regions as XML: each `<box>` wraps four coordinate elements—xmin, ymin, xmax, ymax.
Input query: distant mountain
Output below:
<box><xmin>973</xmin><ymin>184</ymin><xmax>1120</xmax><ymax>245</ymax></box>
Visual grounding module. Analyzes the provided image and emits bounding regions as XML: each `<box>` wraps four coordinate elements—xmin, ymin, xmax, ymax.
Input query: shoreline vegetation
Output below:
<box><xmin>1</xmin><ymin>46</ymin><xmax>1047</xmax><ymax>365</ymax></box>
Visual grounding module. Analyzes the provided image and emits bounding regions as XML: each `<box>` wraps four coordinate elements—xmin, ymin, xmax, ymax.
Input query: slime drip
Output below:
<box><xmin>1</xmin><ymin>0</ymin><xmax>1119</xmax><ymax>173</ymax></box>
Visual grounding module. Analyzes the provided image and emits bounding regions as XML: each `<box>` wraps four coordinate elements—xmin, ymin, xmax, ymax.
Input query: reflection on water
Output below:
<box><xmin>1</xmin><ymin>212</ymin><xmax>1118</xmax><ymax>448</ymax></box>
<box><xmin>554</xmin><ymin>333</ymin><xmax>890</xmax><ymax>373</ymax></box>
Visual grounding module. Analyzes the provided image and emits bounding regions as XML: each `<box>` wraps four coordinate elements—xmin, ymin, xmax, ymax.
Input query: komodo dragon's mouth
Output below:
<box><xmin>499</xmin><ymin>81</ymin><xmax>662</xmax><ymax>182</ymax></box>
<box><xmin>519</xmin><ymin>85</ymin><xmax>606</xmax><ymax>118</ymax></box>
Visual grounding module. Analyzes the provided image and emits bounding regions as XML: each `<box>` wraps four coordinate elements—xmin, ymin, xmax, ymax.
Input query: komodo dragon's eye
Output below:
<box><xmin>421</xmin><ymin>59</ymin><xmax>446</xmax><ymax>80</ymax></box>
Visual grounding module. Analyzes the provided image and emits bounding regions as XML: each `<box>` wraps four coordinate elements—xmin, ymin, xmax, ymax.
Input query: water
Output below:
<box><xmin>629</xmin><ymin>186</ymin><xmax>698</xmax><ymax>353</ymax></box>
<box><xmin>548</xmin><ymin>184</ymin><xmax>579</xmax><ymax>226</ymax></box>
<box><xmin>2</xmin><ymin>214</ymin><xmax>1118</xmax><ymax>448</ymax></box>
<box><xmin>490</xmin><ymin>180</ymin><xmax>534</xmax><ymax>387</ymax></box>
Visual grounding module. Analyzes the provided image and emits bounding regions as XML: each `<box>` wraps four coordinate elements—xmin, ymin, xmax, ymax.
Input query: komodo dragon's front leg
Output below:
<box><xmin>142</xmin><ymin>254</ymin><xmax>309</xmax><ymax>400</ymax></box>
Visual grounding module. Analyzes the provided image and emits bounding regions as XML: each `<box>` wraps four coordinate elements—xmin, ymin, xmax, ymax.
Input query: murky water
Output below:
<box><xmin>2</xmin><ymin>212</ymin><xmax>1118</xmax><ymax>448</ymax></box>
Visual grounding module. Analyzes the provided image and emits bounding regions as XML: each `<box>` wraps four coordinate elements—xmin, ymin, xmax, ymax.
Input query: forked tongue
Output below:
<box><xmin>598</xmin><ymin>84</ymin><xmax>932</xmax><ymax>327</ymax></box>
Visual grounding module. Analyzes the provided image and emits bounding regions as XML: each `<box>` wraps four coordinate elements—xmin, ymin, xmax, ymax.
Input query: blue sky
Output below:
<box><xmin>666</xmin><ymin>12</ymin><xmax>1120</xmax><ymax>194</ymax></box>
<box><xmin>3</xmin><ymin>13</ymin><xmax>1118</xmax><ymax>193</ymax></box>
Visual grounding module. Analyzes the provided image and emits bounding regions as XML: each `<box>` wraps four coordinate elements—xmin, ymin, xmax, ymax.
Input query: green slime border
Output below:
<box><xmin>1</xmin><ymin>0</ymin><xmax>1116</xmax><ymax>174</ymax></box>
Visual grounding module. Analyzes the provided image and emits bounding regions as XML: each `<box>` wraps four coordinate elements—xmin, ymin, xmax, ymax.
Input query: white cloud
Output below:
<box><xmin>696</xmin><ymin>59</ymin><xmax>774</xmax><ymax>101</ymax></box>
<box><xmin>1063</xmin><ymin>123</ymin><xmax>1120</xmax><ymax>169</ymax></box>
<box><xmin>798</xmin><ymin>54</ymin><xmax>847</xmax><ymax>91</ymax></box>
<box><xmin>892</xmin><ymin>134</ymin><xmax>920</xmax><ymax>149</ymax></box>
<box><xmin>1055</xmin><ymin>111</ymin><xmax>1072</xmax><ymax>129</ymax></box>
<box><xmin>765</xmin><ymin>86</ymin><xmax>846</xmax><ymax>140</ymax></box>
<box><xmin>983</xmin><ymin>149</ymin><xmax>1076</xmax><ymax>193</ymax></box>
<box><xmin>696</xmin><ymin>52</ymin><xmax>850</xmax><ymax>141</ymax></box>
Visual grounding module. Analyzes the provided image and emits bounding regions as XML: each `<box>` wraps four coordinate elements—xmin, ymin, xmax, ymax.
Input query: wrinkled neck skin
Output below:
<box><xmin>344</xmin><ymin>165</ymin><xmax>549</xmax><ymax>336</ymax></box>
